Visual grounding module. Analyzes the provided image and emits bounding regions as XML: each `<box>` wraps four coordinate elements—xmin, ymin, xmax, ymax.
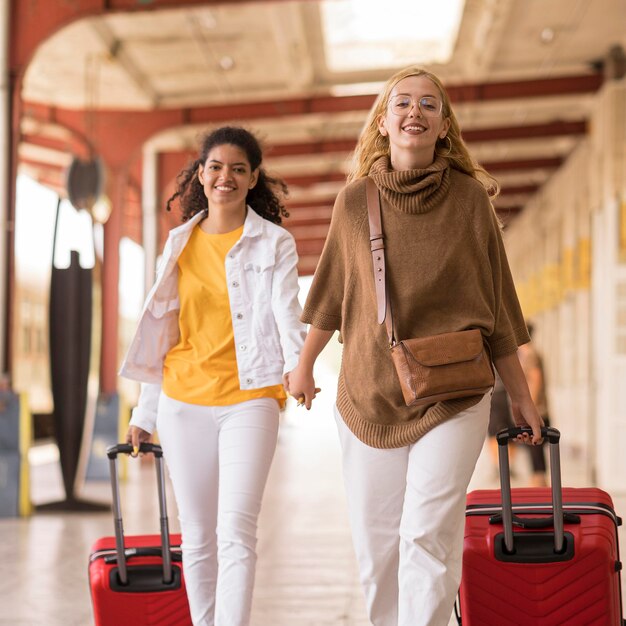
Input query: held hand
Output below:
<box><xmin>511</xmin><ymin>399</ymin><xmax>544</xmax><ymax>446</ymax></box>
<box><xmin>125</xmin><ymin>425</ymin><xmax>152</xmax><ymax>457</ymax></box>
<box><xmin>286</xmin><ymin>366</ymin><xmax>319</xmax><ymax>410</ymax></box>
<box><xmin>282</xmin><ymin>372</ymin><xmax>292</xmax><ymax>394</ymax></box>
<box><xmin>297</xmin><ymin>388</ymin><xmax>322</xmax><ymax>408</ymax></box>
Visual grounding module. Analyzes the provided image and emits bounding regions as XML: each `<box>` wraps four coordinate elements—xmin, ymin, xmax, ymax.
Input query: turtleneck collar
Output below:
<box><xmin>368</xmin><ymin>154</ymin><xmax>451</xmax><ymax>214</ymax></box>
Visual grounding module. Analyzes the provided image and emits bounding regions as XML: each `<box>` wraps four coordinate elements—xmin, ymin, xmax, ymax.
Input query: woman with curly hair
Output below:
<box><xmin>120</xmin><ymin>126</ymin><xmax>306</xmax><ymax>626</ymax></box>
<box><xmin>287</xmin><ymin>67</ymin><xmax>543</xmax><ymax>625</ymax></box>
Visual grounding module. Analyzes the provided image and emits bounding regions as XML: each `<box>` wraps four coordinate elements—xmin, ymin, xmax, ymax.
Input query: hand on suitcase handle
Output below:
<box><xmin>496</xmin><ymin>426</ymin><xmax>560</xmax><ymax>445</ymax></box>
<box><xmin>125</xmin><ymin>425</ymin><xmax>152</xmax><ymax>456</ymax></box>
<box><xmin>107</xmin><ymin>443</ymin><xmax>163</xmax><ymax>459</ymax></box>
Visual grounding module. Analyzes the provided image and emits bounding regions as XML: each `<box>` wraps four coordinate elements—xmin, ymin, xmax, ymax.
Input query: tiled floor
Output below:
<box><xmin>2</xmin><ymin>350</ymin><xmax>625</xmax><ymax>625</ymax></box>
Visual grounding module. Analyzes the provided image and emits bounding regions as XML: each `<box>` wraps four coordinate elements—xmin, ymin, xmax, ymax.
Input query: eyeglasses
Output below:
<box><xmin>388</xmin><ymin>95</ymin><xmax>443</xmax><ymax>118</ymax></box>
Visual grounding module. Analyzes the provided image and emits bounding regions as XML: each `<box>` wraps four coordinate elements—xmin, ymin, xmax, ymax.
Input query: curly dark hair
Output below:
<box><xmin>166</xmin><ymin>126</ymin><xmax>289</xmax><ymax>224</ymax></box>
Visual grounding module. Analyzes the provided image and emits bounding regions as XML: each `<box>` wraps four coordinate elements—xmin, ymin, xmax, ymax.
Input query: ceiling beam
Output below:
<box><xmin>20</xmin><ymin>133</ymin><xmax>70</xmax><ymax>153</ymax></box>
<box><xmin>483</xmin><ymin>157</ymin><xmax>563</xmax><ymax>172</ymax></box>
<box><xmin>461</xmin><ymin>120</ymin><xmax>587</xmax><ymax>142</ymax></box>
<box><xmin>285</xmin><ymin>198</ymin><xmax>336</xmax><ymax>208</ymax></box>
<box><xmin>267</xmin><ymin>139</ymin><xmax>357</xmax><ymax>158</ymax></box>
<box><xmin>283</xmin><ymin>172</ymin><xmax>346</xmax><ymax>188</ymax></box>
<box><xmin>284</xmin><ymin>217</ymin><xmax>332</xmax><ymax>228</ymax></box>
<box><xmin>285</xmin><ymin>207</ymin><xmax>333</xmax><ymax>220</ymax></box>
<box><xmin>447</xmin><ymin>74</ymin><xmax>603</xmax><ymax>101</ymax></box>
<box><xmin>497</xmin><ymin>184</ymin><xmax>539</xmax><ymax>196</ymax></box>
<box><xmin>18</xmin><ymin>158</ymin><xmax>65</xmax><ymax>173</ymax></box>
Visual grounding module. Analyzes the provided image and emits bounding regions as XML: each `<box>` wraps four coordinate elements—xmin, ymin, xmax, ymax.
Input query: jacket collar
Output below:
<box><xmin>169</xmin><ymin>209</ymin><xmax>205</xmax><ymax>238</ymax></box>
<box><xmin>241</xmin><ymin>206</ymin><xmax>265</xmax><ymax>239</ymax></box>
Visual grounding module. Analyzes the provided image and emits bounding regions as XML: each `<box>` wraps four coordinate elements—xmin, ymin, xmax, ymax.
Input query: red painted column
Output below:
<box><xmin>100</xmin><ymin>169</ymin><xmax>123</xmax><ymax>394</ymax></box>
<box><xmin>3</xmin><ymin>70</ymin><xmax>22</xmax><ymax>375</ymax></box>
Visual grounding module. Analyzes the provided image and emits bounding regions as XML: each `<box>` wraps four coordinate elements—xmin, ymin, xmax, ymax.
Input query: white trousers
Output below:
<box><xmin>156</xmin><ymin>394</ymin><xmax>280</xmax><ymax>626</ymax></box>
<box><xmin>335</xmin><ymin>393</ymin><xmax>491</xmax><ymax>626</ymax></box>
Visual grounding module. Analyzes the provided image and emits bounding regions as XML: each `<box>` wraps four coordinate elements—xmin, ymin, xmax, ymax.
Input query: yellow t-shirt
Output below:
<box><xmin>162</xmin><ymin>225</ymin><xmax>286</xmax><ymax>407</ymax></box>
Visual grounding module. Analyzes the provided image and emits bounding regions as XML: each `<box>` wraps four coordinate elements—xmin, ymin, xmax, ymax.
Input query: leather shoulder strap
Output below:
<box><xmin>365</xmin><ymin>178</ymin><xmax>395</xmax><ymax>344</ymax></box>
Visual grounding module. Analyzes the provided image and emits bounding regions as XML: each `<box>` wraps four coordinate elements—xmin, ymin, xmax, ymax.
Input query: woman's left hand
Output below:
<box><xmin>494</xmin><ymin>351</ymin><xmax>545</xmax><ymax>446</ymax></box>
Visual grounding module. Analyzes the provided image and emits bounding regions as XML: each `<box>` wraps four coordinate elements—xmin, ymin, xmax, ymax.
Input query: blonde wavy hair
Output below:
<box><xmin>348</xmin><ymin>66</ymin><xmax>499</xmax><ymax>198</ymax></box>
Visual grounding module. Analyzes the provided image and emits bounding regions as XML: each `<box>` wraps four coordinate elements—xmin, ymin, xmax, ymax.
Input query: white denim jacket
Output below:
<box><xmin>119</xmin><ymin>208</ymin><xmax>307</xmax><ymax>433</ymax></box>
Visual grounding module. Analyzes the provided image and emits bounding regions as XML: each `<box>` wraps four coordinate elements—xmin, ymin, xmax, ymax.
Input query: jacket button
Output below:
<box><xmin>236</xmin><ymin>313</ymin><xmax>243</xmax><ymax>319</ymax></box>
<box><xmin>246</xmin><ymin>378</ymin><xmax>253</xmax><ymax>385</ymax></box>
<box><xmin>231</xmin><ymin>281</ymin><xmax>239</xmax><ymax>288</ymax></box>
<box><xmin>239</xmin><ymin>344</ymin><xmax>247</xmax><ymax>351</ymax></box>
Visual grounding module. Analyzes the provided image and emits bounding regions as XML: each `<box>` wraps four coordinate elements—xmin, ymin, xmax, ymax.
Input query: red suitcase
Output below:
<box><xmin>89</xmin><ymin>443</ymin><xmax>192</xmax><ymax>626</ymax></box>
<box><xmin>458</xmin><ymin>427</ymin><xmax>624</xmax><ymax>625</ymax></box>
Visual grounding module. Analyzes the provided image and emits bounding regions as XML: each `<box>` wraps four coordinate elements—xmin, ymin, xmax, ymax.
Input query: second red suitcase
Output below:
<box><xmin>89</xmin><ymin>443</ymin><xmax>192</xmax><ymax>626</ymax></box>
<box><xmin>458</xmin><ymin>427</ymin><xmax>624</xmax><ymax>625</ymax></box>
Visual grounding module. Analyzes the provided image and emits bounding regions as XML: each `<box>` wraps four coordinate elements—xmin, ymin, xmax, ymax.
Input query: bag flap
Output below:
<box><xmin>401</xmin><ymin>329</ymin><xmax>485</xmax><ymax>367</ymax></box>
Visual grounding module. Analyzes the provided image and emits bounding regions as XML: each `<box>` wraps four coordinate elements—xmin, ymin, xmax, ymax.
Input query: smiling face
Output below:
<box><xmin>198</xmin><ymin>143</ymin><xmax>259</xmax><ymax>210</ymax></box>
<box><xmin>377</xmin><ymin>75</ymin><xmax>450</xmax><ymax>170</ymax></box>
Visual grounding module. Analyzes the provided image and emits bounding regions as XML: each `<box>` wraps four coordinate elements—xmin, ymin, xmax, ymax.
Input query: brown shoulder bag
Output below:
<box><xmin>366</xmin><ymin>177</ymin><xmax>495</xmax><ymax>407</ymax></box>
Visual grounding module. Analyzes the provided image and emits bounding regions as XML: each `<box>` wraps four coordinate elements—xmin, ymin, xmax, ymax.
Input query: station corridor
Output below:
<box><xmin>2</xmin><ymin>348</ymin><xmax>625</xmax><ymax>626</ymax></box>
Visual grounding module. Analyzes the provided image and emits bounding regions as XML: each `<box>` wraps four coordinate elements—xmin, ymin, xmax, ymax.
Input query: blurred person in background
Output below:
<box><xmin>486</xmin><ymin>371</ymin><xmax>518</xmax><ymax>477</ymax></box>
<box><xmin>518</xmin><ymin>321</ymin><xmax>550</xmax><ymax>487</ymax></box>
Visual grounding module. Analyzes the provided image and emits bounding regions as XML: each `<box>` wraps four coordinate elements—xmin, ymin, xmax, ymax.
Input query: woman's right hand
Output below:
<box><xmin>286</xmin><ymin>365</ymin><xmax>318</xmax><ymax>410</ymax></box>
<box><xmin>126</xmin><ymin>425</ymin><xmax>152</xmax><ymax>456</ymax></box>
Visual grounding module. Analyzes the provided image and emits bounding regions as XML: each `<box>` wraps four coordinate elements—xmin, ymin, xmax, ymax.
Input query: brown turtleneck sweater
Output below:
<box><xmin>301</xmin><ymin>156</ymin><xmax>529</xmax><ymax>448</ymax></box>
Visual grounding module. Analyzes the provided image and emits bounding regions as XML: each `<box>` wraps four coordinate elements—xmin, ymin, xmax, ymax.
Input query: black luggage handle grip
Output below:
<box><xmin>107</xmin><ymin>443</ymin><xmax>163</xmax><ymax>459</ymax></box>
<box><xmin>496</xmin><ymin>426</ymin><xmax>560</xmax><ymax>445</ymax></box>
<box><xmin>104</xmin><ymin>546</ymin><xmax>183</xmax><ymax>565</ymax></box>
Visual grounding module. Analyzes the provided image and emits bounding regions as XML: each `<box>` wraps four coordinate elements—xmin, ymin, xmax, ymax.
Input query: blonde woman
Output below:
<box><xmin>287</xmin><ymin>67</ymin><xmax>543</xmax><ymax>626</ymax></box>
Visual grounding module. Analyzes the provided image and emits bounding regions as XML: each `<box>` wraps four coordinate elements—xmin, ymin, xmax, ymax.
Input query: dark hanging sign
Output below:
<box><xmin>66</xmin><ymin>156</ymin><xmax>104</xmax><ymax>212</ymax></box>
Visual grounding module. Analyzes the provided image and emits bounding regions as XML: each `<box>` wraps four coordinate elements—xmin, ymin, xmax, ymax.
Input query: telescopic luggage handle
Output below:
<box><xmin>106</xmin><ymin>443</ymin><xmax>173</xmax><ymax>586</ymax></box>
<box><xmin>496</xmin><ymin>426</ymin><xmax>564</xmax><ymax>554</ymax></box>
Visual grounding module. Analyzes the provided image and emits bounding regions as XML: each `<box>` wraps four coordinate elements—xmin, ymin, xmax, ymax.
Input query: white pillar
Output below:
<box><xmin>141</xmin><ymin>144</ymin><xmax>158</xmax><ymax>296</ymax></box>
<box><xmin>590</xmin><ymin>79</ymin><xmax>626</xmax><ymax>493</ymax></box>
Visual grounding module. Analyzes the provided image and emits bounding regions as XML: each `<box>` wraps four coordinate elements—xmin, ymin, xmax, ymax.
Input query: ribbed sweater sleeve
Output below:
<box><xmin>468</xmin><ymin>186</ymin><xmax>529</xmax><ymax>357</ymax></box>
<box><xmin>489</xmin><ymin>221</ymin><xmax>530</xmax><ymax>356</ymax></box>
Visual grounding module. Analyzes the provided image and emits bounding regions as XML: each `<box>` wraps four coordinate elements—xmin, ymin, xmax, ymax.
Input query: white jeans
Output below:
<box><xmin>156</xmin><ymin>394</ymin><xmax>280</xmax><ymax>626</ymax></box>
<box><xmin>335</xmin><ymin>393</ymin><xmax>491</xmax><ymax>626</ymax></box>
